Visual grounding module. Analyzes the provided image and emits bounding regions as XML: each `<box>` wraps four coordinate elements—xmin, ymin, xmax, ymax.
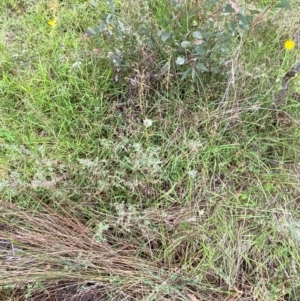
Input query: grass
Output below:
<box><xmin>1</xmin><ymin>0</ymin><xmax>300</xmax><ymax>300</ymax></box>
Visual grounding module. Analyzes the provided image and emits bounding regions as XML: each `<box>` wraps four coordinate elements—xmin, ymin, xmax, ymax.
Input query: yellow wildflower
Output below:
<box><xmin>284</xmin><ymin>39</ymin><xmax>295</xmax><ymax>50</ymax></box>
<box><xmin>48</xmin><ymin>19</ymin><xmax>57</xmax><ymax>27</ymax></box>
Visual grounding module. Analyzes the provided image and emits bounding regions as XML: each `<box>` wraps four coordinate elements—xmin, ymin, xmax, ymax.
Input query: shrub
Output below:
<box><xmin>86</xmin><ymin>0</ymin><xmax>291</xmax><ymax>83</ymax></box>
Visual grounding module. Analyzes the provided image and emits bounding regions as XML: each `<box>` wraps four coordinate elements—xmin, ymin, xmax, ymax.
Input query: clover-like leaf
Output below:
<box><xmin>176</xmin><ymin>56</ymin><xmax>185</xmax><ymax>65</ymax></box>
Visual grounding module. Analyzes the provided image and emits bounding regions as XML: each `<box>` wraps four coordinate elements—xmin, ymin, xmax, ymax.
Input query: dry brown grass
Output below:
<box><xmin>0</xmin><ymin>200</ymin><xmax>214</xmax><ymax>301</ymax></box>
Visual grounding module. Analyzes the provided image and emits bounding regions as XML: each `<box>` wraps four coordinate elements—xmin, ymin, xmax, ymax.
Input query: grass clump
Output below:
<box><xmin>1</xmin><ymin>0</ymin><xmax>300</xmax><ymax>300</ymax></box>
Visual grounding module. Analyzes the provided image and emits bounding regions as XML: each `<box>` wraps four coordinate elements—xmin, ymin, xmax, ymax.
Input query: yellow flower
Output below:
<box><xmin>48</xmin><ymin>19</ymin><xmax>57</xmax><ymax>27</ymax></box>
<box><xmin>284</xmin><ymin>39</ymin><xmax>295</xmax><ymax>50</ymax></box>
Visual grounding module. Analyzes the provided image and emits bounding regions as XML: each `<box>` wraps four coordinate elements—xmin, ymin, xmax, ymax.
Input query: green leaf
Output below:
<box><xmin>176</xmin><ymin>56</ymin><xmax>185</xmax><ymax>65</ymax></box>
<box><xmin>239</xmin><ymin>22</ymin><xmax>248</xmax><ymax>31</ymax></box>
<box><xmin>116</xmin><ymin>30</ymin><xmax>124</xmax><ymax>38</ymax></box>
<box><xmin>228</xmin><ymin>20</ymin><xmax>237</xmax><ymax>34</ymax></box>
<box><xmin>181</xmin><ymin>68</ymin><xmax>192</xmax><ymax>80</ymax></box>
<box><xmin>219</xmin><ymin>43</ymin><xmax>230</xmax><ymax>53</ymax></box>
<box><xmin>161</xmin><ymin>61</ymin><xmax>170</xmax><ymax>75</ymax></box>
<box><xmin>249</xmin><ymin>9</ymin><xmax>260</xmax><ymax>15</ymax></box>
<box><xmin>238</xmin><ymin>14</ymin><xmax>253</xmax><ymax>31</ymax></box>
<box><xmin>196</xmin><ymin>62</ymin><xmax>209</xmax><ymax>71</ymax></box>
<box><xmin>87</xmin><ymin>27</ymin><xmax>97</xmax><ymax>35</ymax></box>
<box><xmin>161</xmin><ymin>31</ymin><xmax>172</xmax><ymax>42</ymax></box>
<box><xmin>202</xmin><ymin>31</ymin><xmax>213</xmax><ymax>38</ymax></box>
<box><xmin>98</xmin><ymin>22</ymin><xmax>106</xmax><ymax>32</ymax></box>
<box><xmin>192</xmin><ymin>31</ymin><xmax>202</xmax><ymax>39</ymax></box>
<box><xmin>207</xmin><ymin>0</ymin><xmax>219</xmax><ymax>7</ymax></box>
<box><xmin>238</xmin><ymin>14</ymin><xmax>253</xmax><ymax>26</ymax></box>
<box><xmin>195</xmin><ymin>45</ymin><xmax>206</xmax><ymax>55</ymax></box>
<box><xmin>106</xmin><ymin>0</ymin><xmax>115</xmax><ymax>12</ymax></box>
<box><xmin>117</xmin><ymin>20</ymin><xmax>126</xmax><ymax>33</ymax></box>
<box><xmin>191</xmin><ymin>67</ymin><xmax>196</xmax><ymax>80</ymax></box>
<box><xmin>275</xmin><ymin>0</ymin><xmax>291</xmax><ymax>9</ymax></box>
<box><xmin>224</xmin><ymin>4</ymin><xmax>235</xmax><ymax>13</ymax></box>
<box><xmin>145</xmin><ymin>38</ymin><xmax>153</xmax><ymax>50</ymax></box>
<box><xmin>107</xmin><ymin>27</ymin><xmax>113</xmax><ymax>36</ymax></box>
<box><xmin>181</xmin><ymin>41</ymin><xmax>191</xmax><ymax>48</ymax></box>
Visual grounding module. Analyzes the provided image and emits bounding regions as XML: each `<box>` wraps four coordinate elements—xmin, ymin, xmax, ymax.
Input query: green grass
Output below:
<box><xmin>1</xmin><ymin>0</ymin><xmax>300</xmax><ymax>300</ymax></box>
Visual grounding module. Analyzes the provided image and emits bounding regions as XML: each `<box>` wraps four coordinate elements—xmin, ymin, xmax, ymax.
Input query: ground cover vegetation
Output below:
<box><xmin>0</xmin><ymin>0</ymin><xmax>300</xmax><ymax>300</ymax></box>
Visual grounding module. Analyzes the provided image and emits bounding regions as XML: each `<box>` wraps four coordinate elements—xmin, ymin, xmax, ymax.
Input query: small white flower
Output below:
<box><xmin>199</xmin><ymin>209</ymin><xmax>205</xmax><ymax>216</ymax></box>
<box><xmin>143</xmin><ymin>119</ymin><xmax>153</xmax><ymax>128</ymax></box>
<box><xmin>188</xmin><ymin>170</ymin><xmax>197</xmax><ymax>179</ymax></box>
